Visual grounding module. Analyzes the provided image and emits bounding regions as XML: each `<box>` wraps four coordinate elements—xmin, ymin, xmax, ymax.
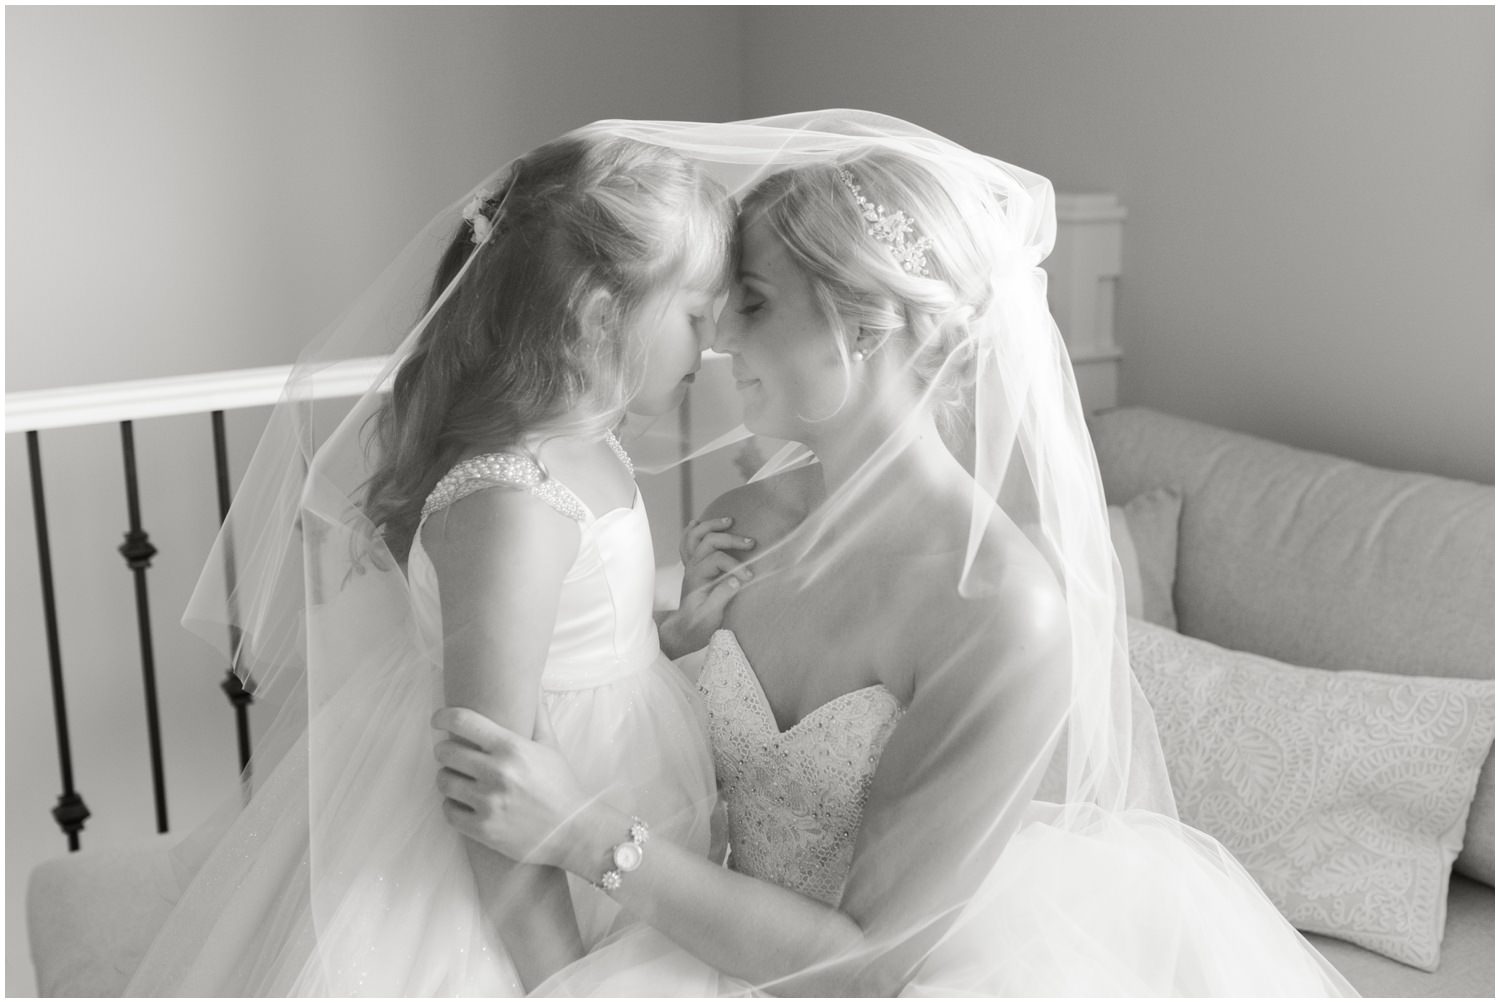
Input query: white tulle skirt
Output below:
<box><xmin>902</xmin><ymin>804</ymin><xmax>1355</xmax><ymax>996</ymax></box>
<box><xmin>534</xmin><ymin>803</ymin><xmax>1355</xmax><ymax>997</ymax></box>
<box><xmin>125</xmin><ymin>647</ymin><xmax>716</xmax><ymax>996</ymax></box>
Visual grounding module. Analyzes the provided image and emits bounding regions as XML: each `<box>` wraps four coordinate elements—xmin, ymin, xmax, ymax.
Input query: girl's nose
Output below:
<box><xmin>711</xmin><ymin>307</ymin><xmax>739</xmax><ymax>355</ymax></box>
<box><xmin>695</xmin><ymin>311</ymin><xmax>718</xmax><ymax>353</ymax></box>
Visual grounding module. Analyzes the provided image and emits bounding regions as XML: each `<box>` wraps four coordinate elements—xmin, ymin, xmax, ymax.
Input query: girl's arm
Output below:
<box><xmin>421</xmin><ymin>489</ymin><xmax>584</xmax><ymax>990</ymax></box>
<box><xmin>433</xmin><ymin>577</ymin><xmax>1071</xmax><ymax>995</ymax></box>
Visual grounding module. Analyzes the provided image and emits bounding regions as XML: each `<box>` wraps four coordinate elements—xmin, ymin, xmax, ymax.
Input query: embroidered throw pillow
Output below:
<box><xmin>1108</xmin><ymin>488</ymin><xmax>1181</xmax><ymax>630</ymax></box>
<box><xmin>1128</xmin><ymin>619</ymin><xmax>1495</xmax><ymax>970</ymax></box>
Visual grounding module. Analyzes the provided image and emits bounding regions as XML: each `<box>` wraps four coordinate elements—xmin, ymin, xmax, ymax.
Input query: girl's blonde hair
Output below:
<box><xmin>739</xmin><ymin>152</ymin><xmax>996</xmax><ymax>434</ymax></box>
<box><xmin>364</xmin><ymin>134</ymin><xmax>733</xmax><ymax>560</ymax></box>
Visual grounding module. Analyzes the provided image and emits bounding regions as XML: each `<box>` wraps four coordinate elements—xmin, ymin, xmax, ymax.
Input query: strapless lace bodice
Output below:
<box><xmin>697</xmin><ymin>630</ymin><xmax>904</xmax><ymax>905</ymax></box>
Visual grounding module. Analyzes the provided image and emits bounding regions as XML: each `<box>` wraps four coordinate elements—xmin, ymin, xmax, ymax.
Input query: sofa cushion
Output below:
<box><xmin>1092</xmin><ymin>407</ymin><xmax>1496</xmax><ymax>886</ymax></box>
<box><xmin>1465</xmin><ymin>761</ymin><xmax>1495</xmax><ymax>885</ymax></box>
<box><xmin>1108</xmin><ymin>488</ymin><xmax>1181</xmax><ymax>630</ymax></box>
<box><xmin>28</xmin><ymin>834</ymin><xmax>180</xmax><ymax>996</ymax></box>
<box><xmin>1304</xmin><ymin>875</ymin><xmax>1494</xmax><ymax>997</ymax></box>
<box><xmin>1129</xmin><ymin>619</ymin><xmax>1494</xmax><ymax>970</ymax></box>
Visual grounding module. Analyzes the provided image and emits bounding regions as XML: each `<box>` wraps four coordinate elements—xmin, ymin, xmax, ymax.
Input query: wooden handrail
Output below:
<box><xmin>4</xmin><ymin>356</ymin><xmax>391</xmax><ymax>434</ymax></box>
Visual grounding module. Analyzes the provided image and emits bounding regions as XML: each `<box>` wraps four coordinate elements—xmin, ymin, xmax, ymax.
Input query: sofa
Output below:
<box><xmin>1091</xmin><ymin>406</ymin><xmax>1495</xmax><ymax>997</ymax></box>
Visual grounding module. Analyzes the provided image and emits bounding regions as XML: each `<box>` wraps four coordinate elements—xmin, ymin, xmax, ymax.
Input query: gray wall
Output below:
<box><xmin>741</xmin><ymin>7</ymin><xmax>1494</xmax><ymax>483</ymax></box>
<box><xmin>4</xmin><ymin>8</ymin><xmax>744</xmax><ymax>994</ymax></box>
<box><xmin>7</xmin><ymin>6</ymin><xmax>745</xmax><ymax>389</ymax></box>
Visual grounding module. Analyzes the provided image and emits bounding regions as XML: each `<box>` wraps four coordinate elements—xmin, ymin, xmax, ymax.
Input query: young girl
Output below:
<box><xmin>127</xmin><ymin>131</ymin><xmax>741</xmax><ymax>994</ymax></box>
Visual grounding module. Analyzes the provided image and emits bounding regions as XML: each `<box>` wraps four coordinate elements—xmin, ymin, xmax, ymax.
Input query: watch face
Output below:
<box><xmin>613</xmin><ymin>840</ymin><xmax>644</xmax><ymax>872</ymax></box>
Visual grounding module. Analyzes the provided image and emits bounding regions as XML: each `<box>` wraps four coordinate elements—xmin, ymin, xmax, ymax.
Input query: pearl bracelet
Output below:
<box><xmin>595</xmin><ymin>817</ymin><xmax>649</xmax><ymax>892</ymax></box>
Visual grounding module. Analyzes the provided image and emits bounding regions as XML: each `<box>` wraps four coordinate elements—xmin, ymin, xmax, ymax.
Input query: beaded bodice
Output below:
<box><xmin>420</xmin><ymin>431</ymin><xmax>633</xmax><ymax>520</ymax></box>
<box><xmin>408</xmin><ymin>433</ymin><xmax>659</xmax><ymax>690</ymax></box>
<box><xmin>697</xmin><ymin>630</ymin><xmax>904</xmax><ymax>905</ymax></box>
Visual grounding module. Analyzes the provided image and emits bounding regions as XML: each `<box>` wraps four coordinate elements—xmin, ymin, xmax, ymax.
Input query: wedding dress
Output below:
<box><xmin>126</xmin><ymin>442</ymin><xmax>716</xmax><ymax>995</ymax></box>
<box><xmin>540</xmin><ymin>629</ymin><xmax>1351</xmax><ymax>996</ymax></box>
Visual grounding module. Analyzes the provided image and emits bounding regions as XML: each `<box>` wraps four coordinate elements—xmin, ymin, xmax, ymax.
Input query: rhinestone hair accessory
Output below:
<box><xmin>837</xmin><ymin>167</ymin><xmax>935</xmax><ymax>278</ymax></box>
<box><xmin>461</xmin><ymin>188</ymin><xmax>494</xmax><ymax>246</ymax></box>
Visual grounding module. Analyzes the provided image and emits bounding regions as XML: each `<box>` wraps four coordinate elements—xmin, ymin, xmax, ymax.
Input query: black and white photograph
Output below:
<box><xmin>5</xmin><ymin>6</ymin><xmax>1494</xmax><ymax>997</ymax></box>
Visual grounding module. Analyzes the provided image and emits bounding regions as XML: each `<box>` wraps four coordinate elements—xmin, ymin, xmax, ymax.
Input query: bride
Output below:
<box><xmin>432</xmin><ymin>115</ymin><xmax>1359</xmax><ymax>996</ymax></box>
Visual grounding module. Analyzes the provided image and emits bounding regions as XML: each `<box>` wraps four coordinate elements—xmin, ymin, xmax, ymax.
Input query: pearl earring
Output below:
<box><xmin>852</xmin><ymin>350</ymin><xmax>866</xmax><ymax>363</ymax></box>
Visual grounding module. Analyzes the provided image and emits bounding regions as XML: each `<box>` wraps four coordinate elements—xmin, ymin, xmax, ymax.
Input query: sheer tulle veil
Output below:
<box><xmin>164</xmin><ymin>111</ymin><xmax>1347</xmax><ymax>995</ymax></box>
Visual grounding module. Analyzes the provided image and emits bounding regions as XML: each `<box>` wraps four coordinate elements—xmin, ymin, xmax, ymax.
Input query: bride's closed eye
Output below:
<box><xmin>730</xmin><ymin>275</ymin><xmax>768</xmax><ymax>318</ymax></box>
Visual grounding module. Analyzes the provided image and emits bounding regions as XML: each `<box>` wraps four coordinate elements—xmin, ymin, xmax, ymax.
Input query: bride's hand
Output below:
<box><xmin>432</xmin><ymin>705</ymin><xmax>585</xmax><ymax>869</ymax></box>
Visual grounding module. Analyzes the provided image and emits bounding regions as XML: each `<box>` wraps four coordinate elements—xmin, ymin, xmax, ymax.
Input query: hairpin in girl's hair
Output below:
<box><xmin>461</xmin><ymin>189</ymin><xmax>494</xmax><ymax>246</ymax></box>
<box><xmin>837</xmin><ymin>168</ymin><xmax>935</xmax><ymax>278</ymax></box>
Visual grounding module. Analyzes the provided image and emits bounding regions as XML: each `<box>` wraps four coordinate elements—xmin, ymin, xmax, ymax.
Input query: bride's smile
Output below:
<box><xmin>714</xmin><ymin>219</ymin><xmax>869</xmax><ymax>442</ymax></box>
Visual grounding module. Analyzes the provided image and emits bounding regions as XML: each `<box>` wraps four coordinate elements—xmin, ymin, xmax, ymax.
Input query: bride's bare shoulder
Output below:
<box><xmin>697</xmin><ymin>463</ymin><xmax>821</xmax><ymax>544</ymax></box>
<box><xmin>901</xmin><ymin>516</ymin><xmax>1069</xmax><ymax>659</ymax></box>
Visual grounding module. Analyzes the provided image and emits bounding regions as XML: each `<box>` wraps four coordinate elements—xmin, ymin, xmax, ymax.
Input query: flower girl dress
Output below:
<box><xmin>126</xmin><ymin>441</ymin><xmax>716</xmax><ymax>995</ymax></box>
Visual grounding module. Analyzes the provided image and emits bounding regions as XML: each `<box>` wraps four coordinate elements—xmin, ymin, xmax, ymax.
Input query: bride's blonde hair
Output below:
<box><xmin>364</xmin><ymin>134</ymin><xmax>733</xmax><ymax>560</ymax></box>
<box><xmin>739</xmin><ymin>152</ymin><xmax>997</xmax><ymax>435</ymax></box>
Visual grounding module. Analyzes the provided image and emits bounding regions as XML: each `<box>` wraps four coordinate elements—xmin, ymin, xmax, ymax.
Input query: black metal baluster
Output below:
<box><xmin>211</xmin><ymin>410</ymin><xmax>254</xmax><ymax>788</ymax></box>
<box><xmin>118</xmin><ymin>420</ymin><xmax>169</xmax><ymax>833</ymax></box>
<box><xmin>28</xmin><ymin>432</ymin><xmax>91</xmax><ymax>851</ymax></box>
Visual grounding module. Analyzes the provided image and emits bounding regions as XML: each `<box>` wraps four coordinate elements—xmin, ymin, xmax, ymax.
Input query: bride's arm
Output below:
<box><xmin>832</xmin><ymin>582</ymin><xmax>1071</xmax><ymax>992</ymax></box>
<box><xmin>435</xmin><ymin>578</ymin><xmax>1070</xmax><ymax>995</ymax></box>
<box><xmin>571</xmin><ymin>804</ymin><xmax>862</xmax><ymax>989</ymax></box>
<box><xmin>436</xmin><ymin>711</ymin><xmax>863</xmax><ymax>991</ymax></box>
<box><xmin>422</xmin><ymin>490</ymin><xmax>586</xmax><ymax>990</ymax></box>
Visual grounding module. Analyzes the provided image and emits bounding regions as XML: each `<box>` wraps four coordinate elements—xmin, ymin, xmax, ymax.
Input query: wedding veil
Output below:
<box><xmin>168</xmin><ymin>111</ymin><xmax>1236</xmax><ymax>995</ymax></box>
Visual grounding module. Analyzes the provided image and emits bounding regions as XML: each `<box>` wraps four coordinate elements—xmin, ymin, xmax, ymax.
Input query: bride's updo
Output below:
<box><xmin>738</xmin><ymin>151</ymin><xmax>1003</xmax><ymax>432</ymax></box>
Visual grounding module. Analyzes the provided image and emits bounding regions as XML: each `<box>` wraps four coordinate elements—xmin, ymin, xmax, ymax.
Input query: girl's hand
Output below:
<box><xmin>432</xmin><ymin>704</ymin><xmax>586</xmax><ymax>870</ymax></box>
<box><xmin>659</xmin><ymin>517</ymin><xmax>756</xmax><ymax>657</ymax></box>
<box><xmin>679</xmin><ymin>516</ymin><xmax>755</xmax><ymax>595</ymax></box>
<box><xmin>660</xmin><ymin>572</ymin><xmax>744</xmax><ymax>658</ymax></box>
